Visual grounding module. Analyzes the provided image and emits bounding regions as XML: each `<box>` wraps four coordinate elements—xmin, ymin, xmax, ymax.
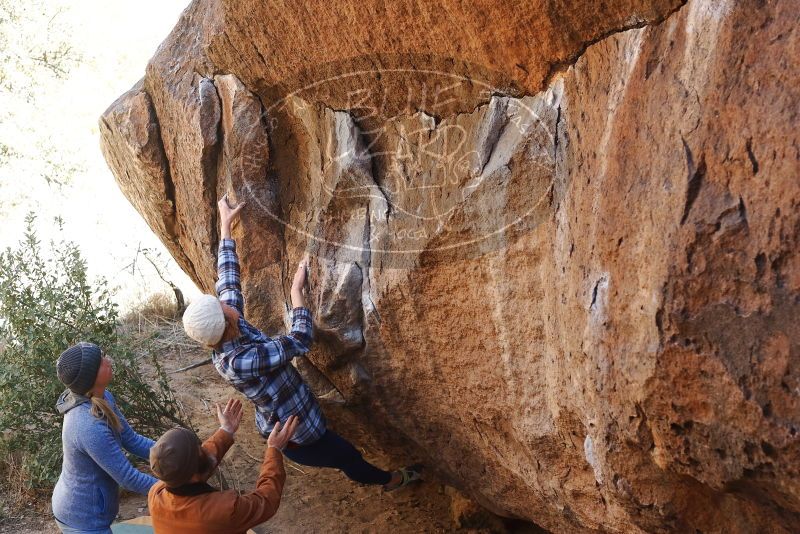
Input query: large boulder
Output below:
<box><xmin>100</xmin><ymin>0</ymin><xmax>800</xmax><ymax>531</ymax></box>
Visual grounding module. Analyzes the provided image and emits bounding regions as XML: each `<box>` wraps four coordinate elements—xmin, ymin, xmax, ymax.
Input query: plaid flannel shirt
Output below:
<box><xmin>211</xmin><ymin>238</ymin><xmax>326</xmax><ymax>445</ymax></box>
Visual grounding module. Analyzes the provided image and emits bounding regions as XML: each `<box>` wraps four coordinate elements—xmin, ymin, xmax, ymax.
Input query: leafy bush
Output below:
<box><xmin>0</xmin><ymin>215</ymin><xmax>187</xmax><ymax>498</ymax></box>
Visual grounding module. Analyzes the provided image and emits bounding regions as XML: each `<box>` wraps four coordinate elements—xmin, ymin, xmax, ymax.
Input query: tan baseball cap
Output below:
<box><xmin>150</xmin><ymin>427</ymin><xmax>202</xmax><ymax>487</ymax></box>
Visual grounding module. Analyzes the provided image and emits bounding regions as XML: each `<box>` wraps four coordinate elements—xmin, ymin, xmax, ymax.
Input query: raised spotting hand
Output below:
<box><xmin>267</xmin><ymin>415</ymin><xmax>300</xmax><ymax>452</ymax></box>
<box><xmin>217</xmin><ymin>398</ymin><xmax>244</xmax><ymax>436</ymax></box>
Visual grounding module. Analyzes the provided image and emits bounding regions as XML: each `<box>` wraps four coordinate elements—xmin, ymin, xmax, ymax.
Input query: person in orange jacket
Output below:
<box><xmin>147</xmin><ymin>398</ymin><xmax>299</xmax><ymax>533</ymax></box>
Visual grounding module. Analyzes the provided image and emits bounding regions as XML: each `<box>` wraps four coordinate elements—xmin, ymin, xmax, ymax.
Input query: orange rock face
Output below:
<box><xmin>100</xmin><ymin>0</ymin><xmax>800</xmax><ymax>531</ymax></box>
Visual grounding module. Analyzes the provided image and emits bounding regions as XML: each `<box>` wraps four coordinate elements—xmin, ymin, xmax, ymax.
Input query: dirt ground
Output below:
<box><xmin>2</xmin><ymin>315</ymin><xmax>540</xmax><ymax>533</ymax></box>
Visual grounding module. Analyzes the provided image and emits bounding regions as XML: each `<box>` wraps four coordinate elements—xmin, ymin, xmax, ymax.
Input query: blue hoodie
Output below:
<box><xmin>51</xmin><ymin>389</ymin><xmax>157</xmax><ymax>530</ymax></box>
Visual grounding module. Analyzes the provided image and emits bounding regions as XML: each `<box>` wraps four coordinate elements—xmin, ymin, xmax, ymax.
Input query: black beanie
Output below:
<box><xmin>56</xmin><ymin>342</ymin><xmax>102</xmax><ymax>395</ymax></box>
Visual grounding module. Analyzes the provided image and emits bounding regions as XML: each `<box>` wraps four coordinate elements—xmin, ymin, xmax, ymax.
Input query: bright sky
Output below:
<box><xmin>0</xmin><ymin>0</ymin><xmax>201</xmax><ymax>310</ymax></box>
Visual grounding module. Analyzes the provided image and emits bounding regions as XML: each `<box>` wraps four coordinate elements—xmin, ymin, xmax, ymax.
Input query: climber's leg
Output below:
<box><xmin>282</xmin><ymin>429</ymin><xmax>392</xmax><ymax>485</ymax></box>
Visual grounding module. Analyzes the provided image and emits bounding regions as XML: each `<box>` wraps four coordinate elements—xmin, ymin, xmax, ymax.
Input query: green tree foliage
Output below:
<box><xmin>0</xmin><ymin>215</ymin><xmax>187</xmax><ymax>493</ymax></box>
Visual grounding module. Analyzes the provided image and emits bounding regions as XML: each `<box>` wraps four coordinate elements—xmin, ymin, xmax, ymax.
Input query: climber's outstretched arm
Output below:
<box><xmin>290</xmin><ymin>259</ymin><xmax>307</xmax><ymax>309</ymax></box>
<box><xmin>230</xmin><ymin>308</ymin><xmax>313</xmax><ymax>376</ymax></box>
<box><xmin>215</xmin><ymin>194</ymin><xmax>246</xmax><ymax>315</ymax></box>
<box><xmin>225</xmin><ymin>261</ymin><xmax>313</xmax><ymax>377</ymax></box>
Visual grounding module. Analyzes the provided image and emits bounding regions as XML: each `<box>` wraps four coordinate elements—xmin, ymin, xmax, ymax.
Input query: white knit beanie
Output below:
<box><xmin>182</xmin><ymin>294</ymin><xmax>225</xmax><ymax>346</ymax></box>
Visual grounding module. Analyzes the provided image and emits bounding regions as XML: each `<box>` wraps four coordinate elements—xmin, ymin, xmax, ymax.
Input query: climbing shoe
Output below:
<box><xmin>384</xmin><ymin>464</ymin><xmax>423</xmax><ymax>492</ymax></box>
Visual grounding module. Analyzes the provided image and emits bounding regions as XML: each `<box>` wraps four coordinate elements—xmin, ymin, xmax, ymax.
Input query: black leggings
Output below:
<box><xmin>282</xmin><ymin>429</ymin><xmax>392</xmax><ymax>485</ymax></box>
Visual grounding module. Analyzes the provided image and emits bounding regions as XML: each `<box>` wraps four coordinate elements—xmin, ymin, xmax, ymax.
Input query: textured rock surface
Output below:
<box><xmin>100</xmin><ymin>0</ymin><xmax>800</xmax><ymax>532</ymax></box>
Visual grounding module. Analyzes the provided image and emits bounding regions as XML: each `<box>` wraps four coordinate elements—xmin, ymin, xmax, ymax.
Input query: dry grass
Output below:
<box><xmin>120</xmin><ymin>292</ymin><xmax>199</xmax><ymax>363</ymax></box>
<box><xmin>123</xmin><ymin>291</ymin><xmax>181</xmax><ymax>324</ymax></box>
<box><xmin>0</xmin><ymin>452</ymin><xmax>50</xmax><ymax>525</ymax></box>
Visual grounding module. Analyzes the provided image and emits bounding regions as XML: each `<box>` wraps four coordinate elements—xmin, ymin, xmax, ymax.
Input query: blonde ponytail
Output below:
<box><xmin>89</xmin><ymin>395</ymin><xmax>122</xmax><ymax>433</ymax></box>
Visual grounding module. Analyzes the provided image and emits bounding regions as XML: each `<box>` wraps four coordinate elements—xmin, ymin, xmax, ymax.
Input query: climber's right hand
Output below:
<box><xmin>291</xmin><ymin>257</ymin><xmax>308</xmax><ymax>293</ymax></box>
<box><xmin>290</xmin><ymin>257</ymin><xmax>309</xmax><ymax>308</ymax></box>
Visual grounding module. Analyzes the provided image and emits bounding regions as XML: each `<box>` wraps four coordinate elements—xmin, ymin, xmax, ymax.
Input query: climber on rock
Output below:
<box><xmin>181</xmin><ymin>193</ymin><xmax>421</xmax><ymax>492</ymax></box>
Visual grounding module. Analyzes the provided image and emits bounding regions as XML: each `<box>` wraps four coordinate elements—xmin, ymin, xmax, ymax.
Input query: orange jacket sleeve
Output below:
<box><xmin>201</xmin><ymin>428</ymin><xmax>235</xmax><ymax>467</ymax></box>
<box><xmin>229</xmin><ymin>446</ymin><xmax>286</xmax><ymax>527</ymax></box>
